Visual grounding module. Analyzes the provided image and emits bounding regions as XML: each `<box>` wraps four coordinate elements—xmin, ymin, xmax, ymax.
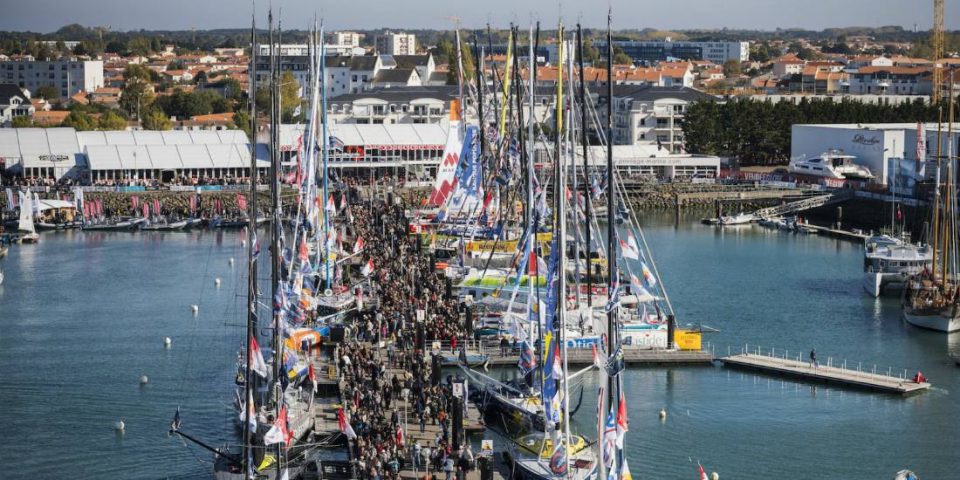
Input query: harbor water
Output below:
<box><xmin>1</xmin><ymin>213</ymin><xmax>958</xmax><ymax>479</ymax></box>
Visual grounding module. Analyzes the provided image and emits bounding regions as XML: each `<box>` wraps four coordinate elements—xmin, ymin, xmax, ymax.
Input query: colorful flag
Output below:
<box><xmin>263</xmin><ymin>406</ymin><xmax>291</xmax><ymax>446</ymax></box>
<box><xmin>698</xmin><ymin>463</ymin><xmax>709</xmax><ymax>480</ymax></box>
<box><xmin>250</xmin><ymin>337</ymin><xmax>269</xmax><ymax>378</ymax></box>
<box><xmin>337</xmin><ymin>408</ymin><xmax>357</xmax><ymax>439</ymax></box>
<box><xmin>621</xmin><ymin>459</ymin><xmax>633</xmax><ymax>480</ymax></box>
<box><xmin>616</xmin><ymin>394</ymin><xmax>629</xmax><ymax>449</ymax></box>
<box><xmin>548</xmin><ymin>440</ymin><xmax>567</xmax><ymax>476</ymax></box>
<box><xmin>299</xmin><ymin>238</ymin><xmax>308</xmax><ymax>261</ymax></box>
<box><xmin>325</xmin><ymin>195</ymin><xmax>336</xmax><ymax>212</ymax></box>
<box><xmin>630</xmin><ymin>274</ymin><xmax>654</xmax><ymax>302</ymax></box>
<box><xmin>131</xmin><ymin>195</ymin><xmax>139</xmax><ymax>211</ymax></box>
<box><xmin>361</xmin><ymin>259</ymin><xmax>374</xmax><ymax>277</ymax></box>
<box><xmin>619</xmin><ymin>233</ymin><xmax>640</xmax><ymax>260</ymax></box>
<box><xmin>641</xmin><ymin>262</ymin><xmax>657</xmax><ymax>287</ymax></box>
<box><xmin>353</xmin><ymin>237</ymin><xmax>364</xmax><ymax>254</ymax></box>
<box><xmin>239</xmin><ymin>389</ymin><xmax>257</xmax><ymax>431</ymax></box>
<box><xmin>518</xmin><ymin>340</ymin><xmax>537</xmax><ymax>374</ymax></box>
<box><xmin>602</xmin><ymin>411</ymin><xmax>616</xmax><ymax>467</ymax></box>
<box><xmin>237</xmin><ymin>194</ymin><xmax>247</xmax><ymax>212</ymax></box>
<box><xmin>396</xmin><ymin>425</ymin><xmax>405</xmax><ymax>446</ymax></box>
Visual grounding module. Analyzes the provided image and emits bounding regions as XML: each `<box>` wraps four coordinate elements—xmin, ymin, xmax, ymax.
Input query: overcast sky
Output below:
<box><xmin>2</xmin><ymin>0</ymin><xmax>957</xmax><ymax>33</ymax></box>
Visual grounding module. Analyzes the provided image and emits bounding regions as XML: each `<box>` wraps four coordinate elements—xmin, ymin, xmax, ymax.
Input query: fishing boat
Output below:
<box><xmin>864</xmin><ymin>234</ymin><xmax>931</xmax><ymax>297</ymax></box>
<box><xmin>788</xmin><ymin>150</ymin><xmax>875</xmax><ymax>180</ymax></box>
<box><xmin>17</xmin><ymin>192</ymin><xmax>39</xmax><ymax>243</ymax></box>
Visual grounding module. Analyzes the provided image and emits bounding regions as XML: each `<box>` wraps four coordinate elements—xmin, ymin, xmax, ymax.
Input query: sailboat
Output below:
<box><xmin>17</xmin><ymin>191</ymin><xmax>39</xmax><ymax>244</ymax></box>
<box><xmin>902</xmin><ymin>83</ymin><xmax>960</xmax><ymax>332</ymax></box>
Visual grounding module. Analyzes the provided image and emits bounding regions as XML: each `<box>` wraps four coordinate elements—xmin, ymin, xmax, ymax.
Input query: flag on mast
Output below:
<box><xmin>250</xmin><ymin>337</ymin><xmax>269</xmax><ymax>377</ymax></box>
<box><xmin>353</xmin><ymin>236</ymin><xmax>365</xmax><ymax>254</ymax></box>
<box><xmin>616</xmin><ymin>393</ymin><xmax>629</xmax><ymax>448</ymax></box>
<box><xmin>361</xmin><ymin>259</ymin><xmax>374</xmax><ymax>277</ymax></box>
<box><xmin>337</xmin><ymin>408</ymin><xmax>357</xmax><ymax>439</ymax></box>
<box><xmin>264</xmin><ymin>406</ymin><xmax>292</xmax><ymax>445</ymax></box>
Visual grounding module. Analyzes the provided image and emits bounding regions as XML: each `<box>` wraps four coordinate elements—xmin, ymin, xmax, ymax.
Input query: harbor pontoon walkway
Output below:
<box><xmin>720</xmin><ymin>350</ymin><xmax>930</xmax><ymax>395</ymax></box>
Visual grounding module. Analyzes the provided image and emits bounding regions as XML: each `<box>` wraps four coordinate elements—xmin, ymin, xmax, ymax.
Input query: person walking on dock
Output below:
<box><xmin>809</xmin><ymin>348</ymin><xmax>818</xmax><ymax>369</ymax></box>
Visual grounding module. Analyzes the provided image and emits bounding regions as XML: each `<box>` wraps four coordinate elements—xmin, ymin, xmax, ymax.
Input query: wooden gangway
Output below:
<box><xmin>753</xmin><ymin>189</ymin><xmax>855</xmax><ymax>218</ymax></box>
<box><xmin>720</xmin><ymin>347</ymin><xmax>930</xmax><ymax>395</ymax></box>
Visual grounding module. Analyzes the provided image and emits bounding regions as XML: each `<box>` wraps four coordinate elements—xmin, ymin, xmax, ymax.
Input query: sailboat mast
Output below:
<box><xmin>933</xmin><ymin>107</ymin><xmax>942</xmax><ymax>279</ymax></box>
<box><xmin>576</xmin><ymin>24</ymin><xmax>592</xmax><ymax>308</ymax></box>
<box><xmin>474</xmin><ymin>32</ymin><xmax>485</xmax><ymax>158</ymax></box>
<box><xmin>946</xmin><ymin>79</ymin><xmax>955</xmax><ymax>282</ymax></box>
<box><xmin>599</xmin><ymin>11</ymin><xmax>617</xmax><ymax>480</ymax></box>
<box><xmin>243</xmin><ymin>10</ymin><xmax>259</xmax><ymax>477</ymax></box>
<box><xmin>322</xmin><ymin>24</ymin><xmax>331</xmax><ymax>290</ymax></box>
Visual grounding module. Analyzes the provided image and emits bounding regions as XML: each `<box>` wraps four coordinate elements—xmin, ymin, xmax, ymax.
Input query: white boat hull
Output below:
<box><xmin>862</xmin><ymin>271</ymin><xmax>909</xmax><ymax>297</ymax></box>
<box><xmin>903</xmin><ymin>308</ymin><xmax>960</xmax><ymax>333</ymax></box>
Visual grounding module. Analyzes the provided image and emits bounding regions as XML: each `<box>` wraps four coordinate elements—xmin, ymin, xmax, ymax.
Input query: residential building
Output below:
<box><xmin>89</xmin><ymin>86</ymin><xmax>122</xmax><ymax>107</ymax></box>
<box><xmin>594</xmin><ymin>38</ymin><xmax>749</xmax><ymax>64</ymax></box>
<box><xmin>376</xmin><ymin>32</ymin><xmax>416</xmax><ymax>56</ymax></box>
<box><xmin>327</xmin><ymin>86</ymin><xmax>457</xmax><ymax>126</ymax></box>
<box><xmin>847</xmin><ymin>66</ymin><xmax>931</xmax><ymax>95</ymax></box>
<box><xmin>0</xmin><ymin>58</ymin><xmax>104</xmax><ymax>99</ymax></box>
<box><xmin>0</xmin><ymin>84</ymin><xmax>33</xmax><ymax>125</ymax></box>
<box><xmin>330</xmin><ymin>31</ymin><xmax>362</xmax><ymax>48</ymax></box>
<box><xmin>598</xmin><ymin>85</ymin><xmax>715</xmax><ymax>153</ymax></box>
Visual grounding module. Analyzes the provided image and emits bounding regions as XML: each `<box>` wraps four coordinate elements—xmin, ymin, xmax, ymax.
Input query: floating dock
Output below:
<box><xmin>796</xmin><ymin>223</ymin><xmax>869</xmax><ymax>242</ymax></box>
<box><xmin>720</xmin><ymin>353</ymin><xmax>930</xmax><ymax>395</ymax></box>
<box><xmin>472</xmin><ymin>348</ymin><xmax>715</xmax><ymax>367</ymax></box>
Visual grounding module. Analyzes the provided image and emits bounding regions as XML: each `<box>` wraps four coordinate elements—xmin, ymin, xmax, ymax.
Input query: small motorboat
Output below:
<box><xmin>719</xmin><ymin>213</ymin><xmax>754</xmax><ymax>225</ymax></box>
<box><xmin>142</xmin><ymin>219</ymin><xmax>190</xmax><ymax>232</ymax></box>
<box><xmin>82</xmin><ymin>217</ymin><xmax>147</xmax><ymax>231</ymax></box>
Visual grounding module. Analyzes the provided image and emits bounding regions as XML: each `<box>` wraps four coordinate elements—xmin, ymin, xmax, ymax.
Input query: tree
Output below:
<box><xmin>749</xmin><ymin>42</ymin><xmax>774</xmax><ymax>63</ymax></box>
<box><xmin>232</xmin><ymin>110</ymin><xmax>252</xmax><ymax>137</ymax></box>
<box><xmin>120</xmin><ymin>65</ymin><xmax>156</xmax><ymax>119</ymax></box>
<box><xmin>222</xmin><ymin>78</ymin><xmax>242</xmax><ymax>101</ymax></box>
<box><xmin>62</xmin><ymin>110</ymin><xmax>96</xmax><ymax>131</ymax></box>
<box><xmin>11</xmin><ymin>116</ymin><xmax>33</xmax><ymax>128</ymax></box>
<box><xmin>612</xmin><ymin>46</ymin><xmax>632</xmax><ymax>65</ymax></box>
<box><xmin>36</xmin><ymin>85</ymin><xmax>60</xmax><ymax>100</ymax></box>
<box><xmin>446</xmin><ymin>37</ymin><xmax>475</xmax><ymax>86</ymax></box>
<box><xmin>193</xmin><ymin>70</ymin><xmax>208</xmax><ymax>85</ymax></box>
<box><xmin>722</xmin><ymin>60</ymin><xmax>742</xmax><ymax>78</ymax></box>
<box><xmin>97</xmin><ymin>111</ymin><xmax>127</xmax><ymax>130</ymax></box>
<box><xmin>580</xmin><ymin>37</ymin><xmax>600</xmax><ymax>64</ymax></box>
<box><xmin>142</xmin><ymin>107</ymin><xmax>172</xmax><ymax>130</ymax></box>
<box><xmin>126</xmin><ymin>37</ymin><xmax>151</xmax><ymax>57</ymax></box>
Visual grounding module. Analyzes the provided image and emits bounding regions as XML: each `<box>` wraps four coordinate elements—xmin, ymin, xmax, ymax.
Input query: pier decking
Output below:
<box><xmin>720</xmin><ymin>353</ymin><xmax>930</xmax><ymax>394</ymax></box>
<box><xmin>468</xmin><ymin>347</ymin><xmax>715</xmax><ymax>367</ymax></box>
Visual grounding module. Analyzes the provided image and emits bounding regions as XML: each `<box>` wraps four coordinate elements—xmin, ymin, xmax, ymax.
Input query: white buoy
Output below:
<box><xmin>115</xmin><ymin>419</ymin><xmax>125</xmax><ymax>432</ymax></box>
<box><xmin>214</xmin><ymin>278</ymin><xmax>222</xmax><ymax>287</ymax></box>
<box><xmin>164</xmin><ymin>337</ymin><xmax>172</xmax><ymax>348</ymax></box>
<box><xmin>190</xmin><ymin>305</ymin><xmax>199</xmax><ymax>315</ymax></box>
<box><xmin>139</xmin><ymin>375</ymin><xmax>149</xmax><ymax>385</ymax></box>
<box><xmin>711</xmin><ymin>473</ymin><xmax>719</xmax><ymax>480</ymax></box>
<box><xmin>229</xmin><ymin>257</ymin><xmax>235</xmax><ymax>266</ymax></box>
<box><xmin>659</xmin><ymin>408</ymin><xmax>667</xmax><ymax>420</ymax></box>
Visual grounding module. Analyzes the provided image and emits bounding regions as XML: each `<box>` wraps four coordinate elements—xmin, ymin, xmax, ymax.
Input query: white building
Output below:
<box><xmin>376</xmin><ymin>32</ymin><xmax>416</xmax><ymax>56</ymax></box>
<box><xmin>600</xmin><ymin>86</ymin><xmax>716</xmax><ymax>153</ymax></box>
<box><xmin>0</xmin><ymin>127</ymin><xmax>268</xmax><ymax>183</ymax></box>
<box><xmin>330</xmin><ymin>31</ymin><xmax>362</xmax><ymax>48</ymax></box>
<box><xmin>791</xmin><ymin>123</ymin><xmax>960</xmax><ymax>185</ymax></box>
<box><xmin>0</xmin><ymin>58</ymin><xmax>104</xmax><ymax>99</ymax></box>
<box><xmin>577</xmin><ymin>145</ymin><xmax>721</xmax><ymax>180</ymax></box>
<box><xmin>328</xmin><ymin>86</ymin><xmax>457</xmax><ymax>126</ymax></box>
<box><xmin>0</xmin><ymin>84</ymin><xmax>34</xmax><ymax>126</ymax></box>
<box><xmin>597</xmin><ymin>39</ymin><xmax>749</xmax><ymax>64</ymax></box>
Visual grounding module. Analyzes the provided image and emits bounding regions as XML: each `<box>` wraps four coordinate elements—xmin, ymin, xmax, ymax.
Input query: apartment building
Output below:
<box><xmin>0</xmin><ymin>58</ymin><xmax>104</xmax><ymax>99</ymax></box>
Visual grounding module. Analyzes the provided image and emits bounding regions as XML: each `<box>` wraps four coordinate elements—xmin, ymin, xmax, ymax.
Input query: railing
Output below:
<box><xmin>730</xmin><ymin>343</ymin><xmax>918</xmax><ymax>382</ymax></box>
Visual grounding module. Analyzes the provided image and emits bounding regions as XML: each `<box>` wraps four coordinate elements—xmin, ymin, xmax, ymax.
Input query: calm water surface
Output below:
<box><xmin>0</xmin><ymin>214</ymin><xmax>958</xmax><ymax>479</ymax></box>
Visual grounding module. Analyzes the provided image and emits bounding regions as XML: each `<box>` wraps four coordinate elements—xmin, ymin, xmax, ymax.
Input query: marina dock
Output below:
<box><xmin>796</xmin><ymin>223</ymin><xmax>869</xmax><ymax>242</ymax></box>
<box><xmin>720</xmin><ymin>351</ymin><xmax>930</xmax><ymax>395</ymax></box>
<box><xmin>472</xmin><ymin>347</ymin><xmax>715</xmax><ymax>367</ymax></box>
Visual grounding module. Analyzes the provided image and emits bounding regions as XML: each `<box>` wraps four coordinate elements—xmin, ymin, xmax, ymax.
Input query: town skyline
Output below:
<box><xmin>2</xmin><ymin>0</ymin><xmax>958</xmax><ymax>33</ymax></box>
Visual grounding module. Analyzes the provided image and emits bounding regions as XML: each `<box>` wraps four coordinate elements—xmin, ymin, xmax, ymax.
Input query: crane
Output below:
<box><xmin>932</xmin><ymin>0</ymin><xmax>945</xmax><ymax>103</ymax></box>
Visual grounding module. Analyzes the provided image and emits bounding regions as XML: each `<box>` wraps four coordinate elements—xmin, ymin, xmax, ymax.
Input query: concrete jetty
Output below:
<box><xmin>720</xmin><ymin>352</ymin><xmax>930</xmax><ymax>395</ymax></box>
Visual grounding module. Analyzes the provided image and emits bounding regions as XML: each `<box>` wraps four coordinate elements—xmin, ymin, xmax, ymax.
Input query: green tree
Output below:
<box><xmin>722</xmin><ymin>60</ymin><xmax>742</xmax><ymax>77</ymax></box>
<box><xmin>126</xmin><ymin>36</ymin><xmax>151</xmax><ymax>57</ymax></box>
<box><xmin>11</xmin><ymin>116</ymin><xmax>34</xmax><ymax>128</ymax></box>
<box><xmin>232</xmin><ymin>110</ymin><xmax>252</xmax><ymax>137</ymax></box>
<box><xmin>36</xmin><ymin>85</ymin><xmax>60</xmax><ymax>100</ymax></box>
<box><xmin>97</xmin><ymin>110</ymin><xmax>127</xmax><ymax>130</ymax></box>
<box><xmin>446</xmin><ymin>37</ymin><xmax>475</xmax><ymax>86</ymax></box>
<box><xmin>62</xmin><ymin>110</ymin><xmax>96</xmax><ymax>131</ymax></box>
<box><xmin>120</xmin><ymin>64</ymin><xmax>156</xmax><ymax>119</ymax></box>
<box><xmin>222</xmin><ymin>78</ymin><xmax>242</xmax><ymax>101</ymax></box>
<box><xmin>142</xmin><ymin>107</ymin><xmax>172</xmax><ymax>130</ymax></box>
<box><xmin>612</xmin><ymin>46</ymin><xmax>632</xmax><ymax>65</ymax></box>
<box><xmin>580</xmin><ymin>37</ymin><xmax>600</xmax><ymax>64</ymax></box>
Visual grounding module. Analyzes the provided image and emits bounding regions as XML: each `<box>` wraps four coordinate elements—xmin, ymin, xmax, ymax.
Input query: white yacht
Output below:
<box><xmin>789</xmin><ymin>150</ymin><xmax>874</xmax><ymax>180</ymax></box>
<box><xmin>863</xmin><ymin>234</ymin><xmax>932</xmax><ymax>297</ymax></box>
<box><xmin>719</xmin><ymin>213</ymin><xmax>754</xmax><ymax>225</ymax></box>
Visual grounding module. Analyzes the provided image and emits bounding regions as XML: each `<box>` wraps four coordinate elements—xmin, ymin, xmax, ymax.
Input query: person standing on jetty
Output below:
<box><xmin>809</xmin><ymin>348</ymin><xmax>818</xmax><ymax>369</ymax></box>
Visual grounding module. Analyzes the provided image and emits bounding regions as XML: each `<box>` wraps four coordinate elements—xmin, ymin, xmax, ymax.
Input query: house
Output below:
<box><xmin>90</xmin><ymin>87</ymin><xmax>122</xmax><ymax>107</ymax></box>
<box><xmin>846</xmin><ymin>55</ymin><xmax>894</xmax><ymax>70</ymax></box>
<box><xmin>772</xmin><ymin>58</ymin><xmax>805</xmax><ymax>78</ymax></box>
<box><xmin>0</xmin><ymin>84</ymin><xmax>34</xmax><ymax>125</ymax></box>
<box><xmin>847</xmin><ymin>66</ymin><xmax>932</xmax><ymax>95</ymax></box>
<box><xmin>370</xmin><ymin>68</ymin><xmax>422</xmax><ymax>89</ymax></box>
<box><xmin>33</xmin><ymin>110</ymin><xmax>70</xmax><ymax>126</ymax></box>
<box><xmin>162</xmin><ymin>70</ymin><xmax>194</xmax><ymax>83</ymax></box>
<box><xmin>214</xmin><ymin>48</ymin><xmax>245</xmax><ymax>57</ymax></box>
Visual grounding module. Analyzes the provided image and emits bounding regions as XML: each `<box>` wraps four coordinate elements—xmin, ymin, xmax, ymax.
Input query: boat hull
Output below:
<box><xmin>863</xmin><ymin>271</ymin><xmax>909</xmax><ymax>297</ymax></box>
<box><xmin>903</xmin><ymin>308</ymin><xmax>960</xmax><ymax>333</ymax></box>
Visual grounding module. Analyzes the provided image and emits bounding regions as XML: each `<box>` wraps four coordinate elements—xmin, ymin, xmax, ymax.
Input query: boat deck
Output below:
<box><xmin>720</xmin><ymin>353</ymin><xmax>930</xmax><ymax>395</ymax></box>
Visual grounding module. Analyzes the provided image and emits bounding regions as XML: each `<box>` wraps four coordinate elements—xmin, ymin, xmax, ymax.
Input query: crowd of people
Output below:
<box><xmin>334</xmin><ymin>196</ymin><xmax>479</xmax><ymax>480</ymax></box>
